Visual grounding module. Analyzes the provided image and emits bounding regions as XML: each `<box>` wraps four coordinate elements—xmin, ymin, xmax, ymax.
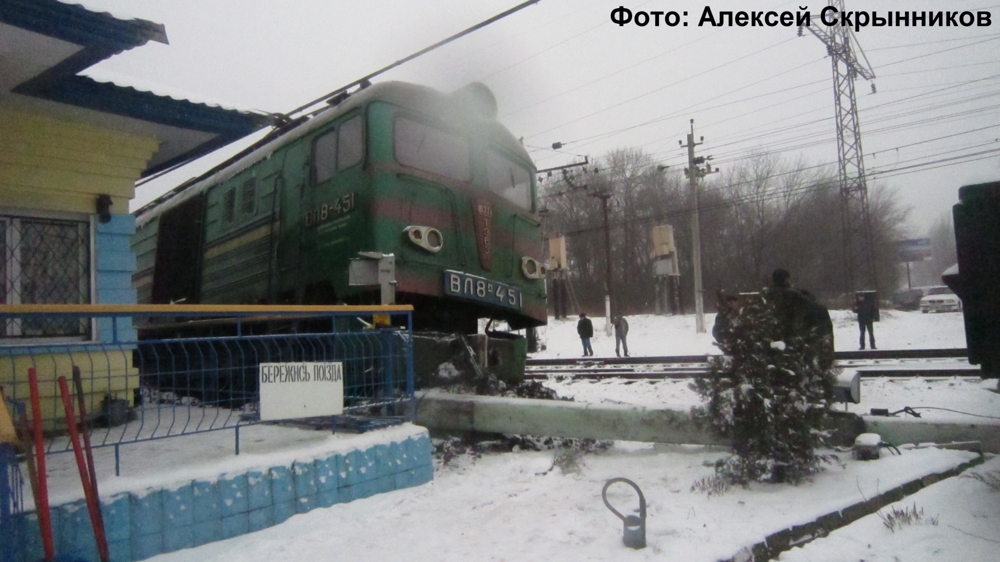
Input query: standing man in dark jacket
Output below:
<box><xmin>853</xmin><ymin>293</ymin><xmax>877</xmax><ymax>350</ymax></box>
<box><xmin>577</xmin><ymin>313</ymin><xmax>594</xmax><ymax>357</ymax></box>
<box><xmin>614</xmin><ymin>316</ymin><xmax>630</xmax><ymax>357</ymax></box>
<box><xmin>771</xmin><ymin>268</ymin><xmax>835</xmax><ymax>368</ymax></box>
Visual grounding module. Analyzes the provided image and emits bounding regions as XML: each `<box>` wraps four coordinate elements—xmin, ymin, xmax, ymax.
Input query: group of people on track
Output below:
<box><xmin>574</xmin><ymin>268</ymin><xmax>876</xmax><ymax>359</ymax></box>
<box><xmin>576</xmin><ymin>312</ymin><xmax>629</xmax><ymax>358</ymax></box>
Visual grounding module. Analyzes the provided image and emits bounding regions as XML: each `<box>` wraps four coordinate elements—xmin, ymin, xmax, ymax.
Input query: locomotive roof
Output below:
<box><xmin>135</xmin><ymin>81</ymin><xmax>532</xmax><ymax>226</ymax></box>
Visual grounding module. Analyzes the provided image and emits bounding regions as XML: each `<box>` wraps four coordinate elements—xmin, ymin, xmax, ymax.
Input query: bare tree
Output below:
<box><xmin>539</xmin><ymin>147</ymin><xmax>909</xmax><ymax>315</ymax></box>
<box><xmin>906</xmin><ymin>212</ymin><xmax>957</xmax><ymax>287</ymax></box>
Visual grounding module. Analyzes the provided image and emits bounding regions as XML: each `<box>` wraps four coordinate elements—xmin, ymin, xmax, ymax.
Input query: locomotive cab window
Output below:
<box><xmin>240</xmin><ymin>179</ymin><xmax>257</xmax><ymax>218</ymax></box>
<box><xmin>338</xmin><ymin>115</ymin><xmax>363</xmax><ymax>171</ymax></box>
<box><xmin>394</xmin><ymin>116</ymin><xmax>471</xmax><ymax>182</ymax></box>
<box><xmin>487</xmin><ymin>151</ymin><xmax>532</xmax><ymax>210</ymax></box>
<box><xmin>313</xmin><ymin>114</ymin><xmax>364</xmax><ymax>184</ymax></box>
<box><xmin>222</xmin><ymin>188</ymin><xmax>237</xmax><ymax>224</ymax></box>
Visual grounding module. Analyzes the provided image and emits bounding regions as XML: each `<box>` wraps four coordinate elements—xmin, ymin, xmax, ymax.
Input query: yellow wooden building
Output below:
<box><xmin>0</xmin><ymin>0</ymin><xmax>270</xmax><ymax>427</ymax></box>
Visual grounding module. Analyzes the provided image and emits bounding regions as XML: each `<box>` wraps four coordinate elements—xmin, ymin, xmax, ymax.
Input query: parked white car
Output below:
<box><xmin>919</xmin><ymin>286</ymin><xmax>962</xmax><ymax>313</ymax></box>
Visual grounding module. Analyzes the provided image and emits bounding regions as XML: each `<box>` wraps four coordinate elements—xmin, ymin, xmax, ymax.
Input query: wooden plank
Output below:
<box><xmin>0</xmin><ymin>146</ymin><xmax>146</xmax><ymax>180</ymax></box>
<box><xmin>0</xmin><ymin>186</ymin><xmax>131</xmax><ymax>217</ymax></box>
<box><xmin>0</xmin><ymin>163</ymin><xmax>136</xmax><ymax>197</ymax></box>
<box><xmin>0</xmin><ymin>108</ymin><xmax>158</xmax><ymax>156</ymax></box>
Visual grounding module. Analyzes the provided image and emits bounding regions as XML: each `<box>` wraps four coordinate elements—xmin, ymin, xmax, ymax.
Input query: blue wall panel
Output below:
<box><xmin>12</xmin><ymin>433</ymin><xmax>433</xmax><ymax>562</ymax></box>
<box><xmin>95</xmin><ymin>215</ymin><xmax>138</xmax><ymax>345</ymax></box>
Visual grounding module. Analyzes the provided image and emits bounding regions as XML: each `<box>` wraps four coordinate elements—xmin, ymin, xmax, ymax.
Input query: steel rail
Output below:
<box><xmin>526</xmin><ymin>368</ymin><xmax>982</xmax><ymax>381</ymax></box>
<box><xmin>526</xmin><ymin>348</ymin><xmax>968</xmax><ymax>367</ymax></box>
<box><xmin>526</xmin><ymin>350</ymin><xmax>978</xmax><ymax>381</ymax></box>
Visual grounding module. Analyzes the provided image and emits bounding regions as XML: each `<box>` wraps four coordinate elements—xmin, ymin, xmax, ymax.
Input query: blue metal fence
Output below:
<box><xmin>1</xmin><ymin>441</ymin><xmax>24</xmax><ymax>562</ymax></box>
<box><xmin>1</xmin><ymin>397</ymin><xmax>25</xmax><ymax>562</ymax></box>
<box><xmin>0</xmin><ymin>305</ymin><xmax>414</xmax><ymax>474</ymax></box>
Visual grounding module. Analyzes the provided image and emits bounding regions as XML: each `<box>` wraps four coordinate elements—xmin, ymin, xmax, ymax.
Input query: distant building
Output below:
<box><xmin>0</xmin><ymin>0</ymin><xmax>270</xmax><ymax>424</ymax></box>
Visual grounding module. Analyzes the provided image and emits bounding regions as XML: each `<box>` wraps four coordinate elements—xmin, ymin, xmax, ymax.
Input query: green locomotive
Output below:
<box><xmin>133</xmin><ymin>81</ymin><xmax>547</xmax><ymax>333</ymax></box>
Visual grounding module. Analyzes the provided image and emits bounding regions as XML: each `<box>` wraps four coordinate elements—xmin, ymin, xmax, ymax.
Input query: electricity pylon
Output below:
<box><xmin>801</xmin><ymin>0</ymin><xmax>878</xmax><ymax>294</ymax></box>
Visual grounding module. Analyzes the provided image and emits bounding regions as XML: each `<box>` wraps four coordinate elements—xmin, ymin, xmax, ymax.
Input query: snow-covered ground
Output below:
<box><xmin>532</xmin><ymin>309</ymin><xmax>1000</xmax><ymax>423</ymax></box>
<box><xmin>34</xmin><ymin>310</ymin><xmax>1000</xmax><ymax>561</ymax></box>
<box><xmin>532</xmin><ymin>309</ymin><xmax>966</xmax><ymax>359</ymax></box>
<box><xmin>146</xmin><ymin>443</ymin><xmax>997</xmax><ymax>562</ymax></box>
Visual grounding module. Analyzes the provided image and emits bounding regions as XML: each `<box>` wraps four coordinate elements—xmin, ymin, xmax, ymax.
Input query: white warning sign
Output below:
<box><xmin>258</xmin><ymin>362</ymin><xmax>344</xmax><ymax>421</ymax></box>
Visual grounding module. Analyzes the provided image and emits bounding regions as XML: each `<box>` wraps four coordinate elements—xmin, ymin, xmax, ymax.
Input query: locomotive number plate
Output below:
<box><xmin>444</xmin><ymin>270</ymin><xmax>523</xmax><ymax>310</ymax></box>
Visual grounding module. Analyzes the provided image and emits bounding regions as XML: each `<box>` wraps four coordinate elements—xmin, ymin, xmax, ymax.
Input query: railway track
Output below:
<box><xmin>525</xmin><ymin>348</ymin><xmax>979</xmax><ymax>380</ymax></box>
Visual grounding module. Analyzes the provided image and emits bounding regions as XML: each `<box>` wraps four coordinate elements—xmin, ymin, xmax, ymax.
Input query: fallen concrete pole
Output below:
<box><xmin>415</xmin><ymin>390</ymin><xmax>724</xmax><ymax>445</ymax></box>
<box><xmin>416</xmin><ymin>390</ymin><xmax>1000</xmax><ymax>453</ymax></box>
<box><xmin>864</xmin><ymin>416</ymin><xmax>1000</xmax><ymax>454</ymax></box>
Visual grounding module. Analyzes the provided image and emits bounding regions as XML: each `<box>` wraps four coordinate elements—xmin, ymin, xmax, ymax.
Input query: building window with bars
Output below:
<box><xmin>1</xmin><ymin>213</ymin><xmax>91</xmax><ymax>339</ymax></box>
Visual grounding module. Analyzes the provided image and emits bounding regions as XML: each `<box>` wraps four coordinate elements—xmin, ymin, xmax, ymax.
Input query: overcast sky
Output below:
<box><xmin>74</xmin><ymin>0</ymin><xmax>1000</xmax><ymax>234</ymax></box>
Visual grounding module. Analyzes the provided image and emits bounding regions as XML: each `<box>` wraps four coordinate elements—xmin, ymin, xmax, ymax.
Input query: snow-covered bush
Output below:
<box><xmin>693</xmin><ymin>288</ymin><xmax>837</xmax><ymax>484</ymax></box>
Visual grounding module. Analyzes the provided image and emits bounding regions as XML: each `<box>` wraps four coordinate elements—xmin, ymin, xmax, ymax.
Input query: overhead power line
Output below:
<box><xmin>282</xmin><ymin>0</ymin><xmax>541</xmax><ymax>119</ymax></box>
<box><xmin>525</xmin><ymin>36</ymin><xmax>799</xmax><ymax>140</ymax></box>
<box><xmin>529</xmin><ymin>27</ymin><xmax>1000</xmax><ymax>170</ymax></box>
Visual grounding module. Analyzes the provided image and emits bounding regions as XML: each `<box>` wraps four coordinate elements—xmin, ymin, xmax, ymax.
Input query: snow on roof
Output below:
<box><xmin>82</xmin><ymin>66</ymin><xmax>267</xmax><ymax>116</ymax></box>
<box><xmin>54</xmin><ymin>0</ymin><xmax>154</xmax><ymax>31</ymax></box>
<box><xmin>133</xmin><ymin>82</ymin><xmax>431</xmax><ymax>225</ymax></box>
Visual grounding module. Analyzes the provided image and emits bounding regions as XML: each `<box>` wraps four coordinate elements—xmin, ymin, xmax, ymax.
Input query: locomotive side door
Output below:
<box><xmin>151</xmin><ymin>194</ymin><xmax>205</xmax><ymax>304</ymax></box>
<box><xmin>276</xmin><ymin>142</ymin><xmax>311</xmax><ymax>303</ymax></box>
<box><xmin>305</xmin><ymin>113</ymin><xmax>365</xmax><ymax>301</ymax></box>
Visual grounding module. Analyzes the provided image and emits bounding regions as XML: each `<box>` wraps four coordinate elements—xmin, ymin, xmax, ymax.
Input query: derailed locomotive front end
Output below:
<box><xmin>362</xmin><ymin>82</ymin><xmax>547</xmax><ymax>332</ymax></box>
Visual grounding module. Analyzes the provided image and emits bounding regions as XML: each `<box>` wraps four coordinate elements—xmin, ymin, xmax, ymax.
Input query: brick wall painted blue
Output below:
<box><xmin>9</xmin><ymin>433</ymin><xmax>432</xmax><ymax>561</ymax></box>
<box><xmin>163</xmin><ymin>485</ymin><xmax>193</xmax><ymax>529</ymax></box>
<box><xmin>102</xmin><ymin>494</ymin><xmax>131</xmax><ymax>545</ymax></box>
<box><xmin>293</xmin><ymin>460</ymin><xmax>318</xmax><ymax>514</ymax></box>
<box><xmin>191</xmin><ymin>480</ymin><xmax>220</xmax><ymax>523</ymax></box>
<box><xmin>247</xmin><ymin>470</ymin><xmax>271</xmax><ymax>511</ymax></box>
<box><xmin>314</xmin><ymin>455</ymin><xmax>340</xmax><ymax>492</ymax></box>
<box><xmin>56</xmin><ymin>500</ymin><xmax>96</xmax><ymax>559</ymax></box>
<box><xmin>219</xmin><ymin>474</ymin><xmax>248</xmax><ymax>518</ymax></box>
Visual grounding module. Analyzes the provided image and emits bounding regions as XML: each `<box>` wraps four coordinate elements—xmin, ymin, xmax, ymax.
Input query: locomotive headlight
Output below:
<box><xmin>521</xmin><ymin>257</ymin><xmax>547</xmax><ymax>279</ymax></box>
<box><xmin>404</xmin><ymin>226</ymin><xmax>444</xmax><ymax>253</ymax></box>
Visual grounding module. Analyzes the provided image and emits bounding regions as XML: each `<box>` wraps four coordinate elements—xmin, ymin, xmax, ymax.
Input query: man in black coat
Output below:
<box><xmin>853</xmin><ymin>293</ymin><xmax>877</xmax><ymax>350</ymax></box>
<box><xmin>577</xmin><ymin>313</ymin><xmax>594</xmax><ymax>357</ymax></box>
<box><xmin>771</xmin><ymin>268</ymin><xmax>835</xmax><ymax>369</ymax></box>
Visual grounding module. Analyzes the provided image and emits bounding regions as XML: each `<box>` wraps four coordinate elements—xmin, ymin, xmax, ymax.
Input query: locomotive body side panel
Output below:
<box><xmin>273</xmin><ymin>138</ymin><xmax>310</xmax><ymax>303</ymax></box>
<box><xmin>200</xmin><ymin>169</ymin><xmax>276</xmax><ymax>304</ymax></box>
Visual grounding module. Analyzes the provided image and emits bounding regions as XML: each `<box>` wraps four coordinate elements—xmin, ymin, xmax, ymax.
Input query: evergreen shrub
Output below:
<box><xmin>694</xmin><ymin>287</ymin><xmax>837</xmax><ymax>484</ymax></box>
